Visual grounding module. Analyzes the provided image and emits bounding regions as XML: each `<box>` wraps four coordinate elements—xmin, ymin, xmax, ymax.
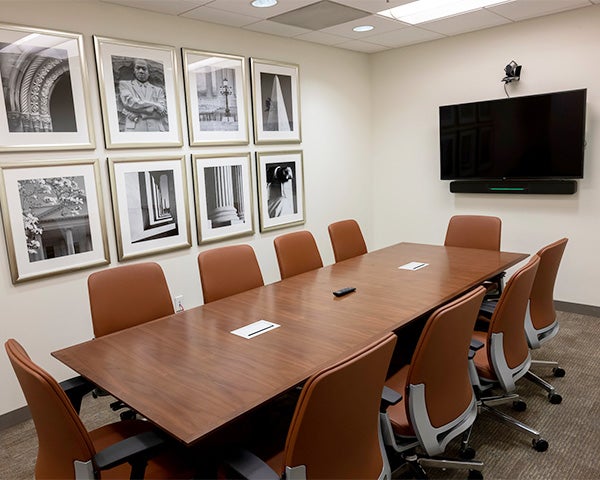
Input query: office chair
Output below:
<box><xmin>225</xmin><ymin>333</ymin><xmax>397</xmax><ymax>480</ymax></box>
<box><xmin>88</xmin><ymin>262</ymin><xmax>175</xmax><ymax>338</ymax></box>
<box><xmin>87</xmin><ymin>262</ymin><xmax>175</xmax><ymax>418</ymax></box>
<box><xmin>480</xmin><ymin>238</ymin><xmax>569</xmax><ymax>404</ymax></box>
<box><xmin>328</xmin><ymin>219</ymin><xmax>368</xmax><ymax>263</ymax></box>
<box><xmin>198</xmin><ymin>244</ymin><xmax>264</xmax><ymax>303</ymax></box>
<box><xmin>380</xmin><ymin>286</ymin><xmax>487</xmax><ymax>479</ymax></box>
<box><xmin>5</xmin><ymin>339</ymin><xmax>195</xmax><ymax>480</ymax></box>
<box><xmin>470</xmin><ymin>255</ymin><xmax>549</xmax><ymax>452</ymax></box>
<box><xmin>273</xmin><ymin>230</ymin><xmax>323</xmax><ymax>279</ymax></box>
<box><xmin>444</xmin><ymin>215</ymin><xmax>504</xmax><ymax>297</ymax></box>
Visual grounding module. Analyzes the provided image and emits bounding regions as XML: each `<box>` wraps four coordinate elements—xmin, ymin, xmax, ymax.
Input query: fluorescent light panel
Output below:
<box><xmin>378</xmin><ymin>0</ymin><xmax>515</xmax><ymax>25</ymax></box>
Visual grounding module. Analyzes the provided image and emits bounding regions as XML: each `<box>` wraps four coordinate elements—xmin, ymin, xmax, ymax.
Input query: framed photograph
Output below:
<box><xmin>250</xmin><ymin>58</ymin><xmax>301</xmax><ymax>144</ymax></box>
<box><xmin>256</xmin><ymin>150</ymin><xmax>304</xmax><ymax>232</ymax></box>
<box><xmin>94</xmin><ymin>36</ymin><xmax>183</xmax><ymax>149</ymax></box>
<box><xmin>108</xmin><ymin>155</ymin><xmax>191</xmax><ymax>261</ymax></box>
<box><xmin>0</xmin><ymin>159</ymin><xmax>109</xmax><ymax>283</ymax></box>
<box><xmin>192</xmin><ymin>153</ymin><xmax>254</xmax><ymax>244</ymax></box>
<box><xmin>0</xmin><ymin>23</ymin><xmax>95</xmax><ymax>151</ymax></box>
<box><xmin>182</xmin><ymin>49</ymin><xmax>249</xmax><ymax>146</ymax></box>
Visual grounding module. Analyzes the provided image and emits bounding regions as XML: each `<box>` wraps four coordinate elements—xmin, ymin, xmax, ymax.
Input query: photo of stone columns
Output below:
<box><xmin>203</xmin><ymin>165</ymin><xmax>246</xmax><ymax>229</ymax></box>
<box><xmin>124</xmin><ymin>169</ymin><xmax>178</xmax><ymax>243</ymax></box>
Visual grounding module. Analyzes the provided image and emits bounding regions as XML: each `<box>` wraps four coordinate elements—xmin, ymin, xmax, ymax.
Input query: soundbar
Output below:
<box><xmin>449</xmin><ymin>180</ymin><xmax>577</xmax><ymax>195</ymax></box>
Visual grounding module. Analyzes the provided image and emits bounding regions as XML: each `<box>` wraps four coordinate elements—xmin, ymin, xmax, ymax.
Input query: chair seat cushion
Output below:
<box><xmin>384</xmin><ymin>366</ymin><xmax>415</xmax><ymax>437</ymax></box>
<box><xmin>472</xmin><ymin>331</ymin><xmax>497</xmax><ymax>382</ymax></box>
<box><xmin>90</xmin><ymin>420</ymin><xmax>195</xmax><ymax>479</ymax></box>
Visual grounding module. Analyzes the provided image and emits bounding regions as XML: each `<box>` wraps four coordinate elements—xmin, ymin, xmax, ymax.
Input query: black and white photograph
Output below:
<box><xmin>256</xmin><ymin>150</ymin><xmax>304</xmax><ymax>232</ymax></box>
<box><xmin>108</xmin><ymin>156</ymin><xmax>191</xmax><ymax>260</ymax></box>
<box><xmin>183</xmin><ymin>49</ymin><xmax>248</xmax><ymax>146</ymax></box>
<box><xmin>94</xmin><ymin>36</ymin><xmax>182</xmax><ymax>148</ymax></box>
<box><xmin>250</xmin><ymin>58</ymin><xmax>301</xmax><ymax>144</ymax></box>
<box><xmin>192</xmin><ymin>153</ymin><xmax>254</xmax><ymax>243</ymax></box>
<box><xmin>0</xmin><ymin>159</ymin><xmax>109</xmax><ymax>283</ymax></box>
<box><xmin>0</xmin><ymin>23</ymin><xmax>95</xmax><ymax>151</ymax></box>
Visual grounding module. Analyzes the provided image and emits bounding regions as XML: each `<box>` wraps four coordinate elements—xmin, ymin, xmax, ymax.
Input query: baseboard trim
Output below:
<box><xmin>0</xmin><ymin>405</ymin><xmax>30</xmax><ymax>431</ymax></box>
<box><xmin>555</xmin><ymin>301</ymin><xmax>600</xmax><ymax>317</ymax></box>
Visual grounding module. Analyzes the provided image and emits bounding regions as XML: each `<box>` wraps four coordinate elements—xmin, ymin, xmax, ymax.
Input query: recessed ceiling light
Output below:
<box><xmin>251</xmin><ymin>0</ymin><xmax>278</xmax><ymax>8</ymax></box>
<box><xmin>378</xmin><ymin>0</ymin><xmax>515</xmax><ymax>25</ymax></box>
<box><xmin>353</xmin><ymin>25</ymin><xmax>374</xmax><ymax>32</ymax></box>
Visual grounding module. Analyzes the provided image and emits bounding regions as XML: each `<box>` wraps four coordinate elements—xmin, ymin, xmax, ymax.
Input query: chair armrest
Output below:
<box><xmin>94</xmin><ymin>430</ymin><xmax>167</xmax><ymax>473</ymax></box>
<box><xmin>224</xmin><ymin>449</ymin><xmax>280</xmax><ymax>480</ymax></box>
<box><xmin>468</xmin><ymin>339</ymin><xmax>485</xmax><ymax>360</ymax></box>
<box><xmin>59</xmin><ymin>376</ymin><xmax>94</xmax><ymax>414</ymax></box>
<box><xmin>479</xmin><ymin>300</ymin><xmax>497</xmax><ymax>316</ymax></box>
<box><xmin>380</xmin><ymin>386</ymin><xmax>402</xmax><ymax>412</ymax></box>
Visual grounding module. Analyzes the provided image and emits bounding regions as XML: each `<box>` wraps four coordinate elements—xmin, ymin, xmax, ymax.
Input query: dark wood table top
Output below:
<box><xmin>53</xmin><ymin>242</ymin><xmax>528</xmax><ymax>445</ymax></box>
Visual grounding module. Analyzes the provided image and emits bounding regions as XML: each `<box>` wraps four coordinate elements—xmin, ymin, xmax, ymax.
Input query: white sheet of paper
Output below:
<box><xmin>399</xmin><ymin>262</ymin><xmax>429</xmax><ymax>271</ymax></box>
<box><xmin>230</xmin><ymin>320</ymin><xmax>280</xmax><ymax>339</ymax></box>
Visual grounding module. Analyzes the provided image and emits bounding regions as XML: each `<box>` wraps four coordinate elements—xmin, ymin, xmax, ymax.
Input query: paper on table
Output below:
<box><xmin>399</xmin><ymin>261</ymin><xmax>429</xmax><ymax>271</ymax></box>
<box><xmin>231</xmin><ymin>320</ymin><xmax>280</xmax><ymax>339</ymax></box>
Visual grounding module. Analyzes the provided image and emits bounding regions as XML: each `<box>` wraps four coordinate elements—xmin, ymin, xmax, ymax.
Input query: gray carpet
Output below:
<box><xmin>1</xmin><ymin>311</ymin><xmax>598</xmax><ymax>479</ymax></box>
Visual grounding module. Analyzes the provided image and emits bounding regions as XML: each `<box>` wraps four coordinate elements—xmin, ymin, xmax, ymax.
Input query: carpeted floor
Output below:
<box><xmin>1</xmin><ymin>310</ymin><xmax>598</xmax><ymax>479</ymax></box>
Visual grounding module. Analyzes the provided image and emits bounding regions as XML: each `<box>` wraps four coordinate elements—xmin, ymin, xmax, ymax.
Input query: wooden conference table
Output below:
<box><xmin>53</xmin><ymin>242</ymin><xmax>528</xmax><ymax>446</ymax></box>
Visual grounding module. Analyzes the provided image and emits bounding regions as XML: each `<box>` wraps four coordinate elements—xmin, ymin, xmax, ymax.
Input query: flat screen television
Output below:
<box><xmin>439</xmin><ymin>89</ymin><xmax>586</xmax><ymax>180</ymax></box>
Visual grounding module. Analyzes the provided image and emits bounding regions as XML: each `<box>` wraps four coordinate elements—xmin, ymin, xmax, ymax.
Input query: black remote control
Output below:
<box><xmin>333</xmin><ymin>287</ymin><xmax>356</xmax><ymax>297</ymax></box>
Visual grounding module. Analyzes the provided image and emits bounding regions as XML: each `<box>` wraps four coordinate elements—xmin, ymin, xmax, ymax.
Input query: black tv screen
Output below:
<box><xmin>439</xmin><ymin>89</ymin><xmax>586</xmax><ymax>180</ymax></box>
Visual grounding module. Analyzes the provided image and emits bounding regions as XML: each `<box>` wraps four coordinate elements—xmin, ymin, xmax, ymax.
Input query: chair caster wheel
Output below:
<box><xmin>468</xmin><ymin>470</ymin><xmax>483</xmax><ymax>480</ymax></box>
<box><xmin>553</xmin><ymin>367</ymin><xmax>565</xmax><ymax>377</ymax></box>
<box><xmin>533</xmin><ymin>438</ymin><xmax>549</xmax><ymax>452</ymax></box>
<box><xmin>548</xmin><ymin>393</ymin><xmax>562</xmax><ymax>404</ymax></box>
<box><xmin>460</xmin><ymin>447</ymin><xmax>476</xmax><ymax>460</ymax></box>
<box><xmin>120</xmin><ymin>410</ymin><xmax>136</xmax><ymax>421</ymax></box>
<box><xmin>512</xmin><ymin>400</ymin><xmax>527</xmax><ymax>412</ymax></box>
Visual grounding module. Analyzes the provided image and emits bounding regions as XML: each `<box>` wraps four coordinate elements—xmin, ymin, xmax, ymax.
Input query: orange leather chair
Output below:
<box><xmin>480</xmin><ymin>238</ymin><xmax>569</xmax><ymax>404</ymax></box>
<box><xmin>198</xmin><ymin>244</ymin><xmax>264</xmax><ymax>303</ymax></box>
<box><xmin>445</xmin><ymin>215</ymin><xmax>504</xmax><ymax>297</ymax></box>
<box><xmin>471</xmin><ymin>255</ymin><xmax>549</xmax><ymax>451</ymax></box>
<box><xmin>273</xmin><ymin>231</ymin><xmax>323</xmax><ymax>279</ymax></box>
<box><xmin>328</xmin><ymin>219</ymin><xmax>367</xmax><ymax>263</ymax></box>
<box><xmin>225</xmin><ymin>333</ymin><xmax>397</xmax><ymax>480</ymax></box>
<box><xmin>380</xmin><ymin>287</ymin><xmax>486</xmax><ymax>478</ymax></box>
<box><xmin>88</xmin><ymin>262</ymin><xmax>175</xmax><ymax>338</ymax></box>
<box><xmin>5</xmin><ymin>339</ymin><xmax>195</xmax><ymax>480</ymax></box>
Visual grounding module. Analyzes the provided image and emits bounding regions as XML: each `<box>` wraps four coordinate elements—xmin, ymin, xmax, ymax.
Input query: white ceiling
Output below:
<box><xmin>99</xmin><ymin>0</ymin><xmax>599</xmax><ymax>53</ymax></box>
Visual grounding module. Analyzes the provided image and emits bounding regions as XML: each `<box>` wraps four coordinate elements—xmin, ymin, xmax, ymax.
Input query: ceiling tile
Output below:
<box><xmin>267</xmin><ymin>0</ymin><xmax>370</xmax><ymax>30</ymax></box>
<box><xmin>207</xmin><ymin>0</ymin><xmax>316</xmax><ymax>19</ymax></box>
<box><xmin>335</xmin><ymin>39</ymin><xmax>390</xmax><ymax>53</ymax></box>
<box><xmin>182</xmin><ymin>5</ymin><xmax>261</xmax><ymax>27</ymax></box>
<box><xmin>243</xmin><ymin>20</ymin><xmax>312</xmax><ymax>37</ymax></box>
<box><xmin>487</xmin><ymin>0</ymin><xmax>591</xmax><ymax>21</ymax></box>
<box><xmin>421</xmin><ymin>8</ymin><xmax>511</xmax><ymax>36</ymax></box>
<box><xmin>294</xmin><ymin>30</ymin><xmax>350</xmax><ymax>46</ymax></box>
<box><xmin>365</xmin><ymin>26</ymin><xmax>444</xmax><ymax>48</ymax></box>
<box><xmin>319</xmin><ymin>14</ymin><xmax>407</xmax><ymax>40</ymax></box>
<box><xmin>101</xmin><ymin>0</ymin><xmax>210</xmax><ymax>16</ymax></box>
<box><xmin>335</xmin><ymin>0</ymin><xmax>415</xmax><ymax>14</ymax></box>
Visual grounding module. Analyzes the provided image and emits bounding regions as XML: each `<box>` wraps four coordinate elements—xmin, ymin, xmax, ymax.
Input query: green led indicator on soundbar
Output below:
<box><xmin>489</xmin><ymin>187</ymin><xmax>526</xmax><ymax>191</ymax></box>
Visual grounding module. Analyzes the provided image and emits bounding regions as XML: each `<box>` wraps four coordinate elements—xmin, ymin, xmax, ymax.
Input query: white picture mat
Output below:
<box><xmin>194</xmin><ymin>154</ymin><xmax>253</xmax><ymax>243</ymax></box>
<box><xmin>95</xmin><ymin>37</ymin><xmax>182</xmax><ymax>147</ymax></box>
<box><xmin>2</xmin><ymin>162</ymin><xmax>106</xmax><ymax>280</ymax></box>
<box><xmin>0</xmin><ymin>26</ymin><xmax>93</xmax><ymax>150</ymax></box>
<box><xmin>111</xmin><ymin>157</ymin><xmax>189</xmax><ymax>258</ymax></box>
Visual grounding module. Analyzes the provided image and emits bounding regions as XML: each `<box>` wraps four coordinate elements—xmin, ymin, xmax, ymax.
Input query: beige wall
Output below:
<box><xmin>370</xmin><ymin>5</ymin><xmax>599</xmax><ymax>306</ymax></box>
<box><xmin>0</xmin><ymin>1</ymin><xmax>373</xmax><ymax>415</ymax></box>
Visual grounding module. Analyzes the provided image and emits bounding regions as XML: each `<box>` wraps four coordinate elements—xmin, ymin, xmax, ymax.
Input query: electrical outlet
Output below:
<box><xmin>174</xmin><ymin>295</ymin><xmax>184</xmax><ymax>312</ymax></box>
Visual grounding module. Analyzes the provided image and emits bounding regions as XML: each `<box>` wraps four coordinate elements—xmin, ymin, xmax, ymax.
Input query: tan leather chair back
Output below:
<box><xmin>283</xmin><ymin>333</ymin><xmax>396</xmax><ymax>479</ymax></box>
<box><xmin>488</xmin><ymin>255</ymin><xmax>540</xmax><ymax>369</ymax></box>
<box><xmin>5</xmin><ymin>339</ymin><xmax>96</xmax><ymax>479</ymax></box>
<box><xmin>328</xmin><ymin>219</ymin><xmax>368</xmax><ymax>263</ymax></box>
<box><xmin>444</xmin><ymin>215</ymin><xmax>501</xmax><ymax>251</ymax></box>
<box><xmin>274</xmin><ymin>231</ymin><xmax>323</xmax><ymax>279</ymax></box>
<box><xmin>529</xmin><ymin>238</ymin><xmax>568</xmax><ymax>330</ymax></box>
<box><xmin>198</xmin><ymin>244</ymin><xmax>264</xmax><ymax>303</ymax></box>
<box><xmin>407</xmin><ymin>286</ymin><xmax>486</xmax><ymax>428</ymax></box>
<box><xmin>88</xmin><ymin>262</ymin><xmax>174</xmax><ymax>337</ymax></box>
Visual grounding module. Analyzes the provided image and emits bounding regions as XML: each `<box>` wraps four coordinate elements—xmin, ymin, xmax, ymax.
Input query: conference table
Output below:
<box><xmin>53</xmin><ymin>242</ymin><xmax>528</xmax><ymax>446</ymax></box>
